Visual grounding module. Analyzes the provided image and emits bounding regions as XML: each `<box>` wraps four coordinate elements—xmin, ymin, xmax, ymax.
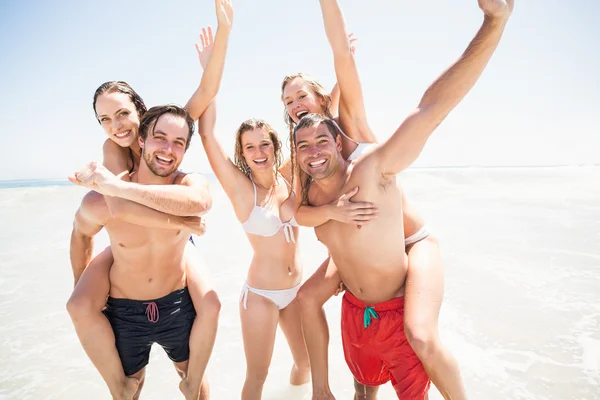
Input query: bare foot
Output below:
<box><xmin>312</xmin><ymin>388</ymin><xmax>336</xmax><ymax>400</ymax></box>
<box><xmin>290</xmin><ymin>363</ymin><xmax>311</xmax><ymax>386</ymax></box>
<box><xmin>179</xmin><ymin>378</ymin><xmax>200</xmax><ymax>400</ymax></box>
<box><xmin>120</xmin><ymin>377</ymin><xmax>139</xmax><ymax>400</ymax></box>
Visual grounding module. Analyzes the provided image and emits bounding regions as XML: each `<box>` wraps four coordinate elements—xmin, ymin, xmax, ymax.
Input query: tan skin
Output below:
<box><xmin>197</xmin><ymin>100</ymin><xmax>310</xmax><ymax>400</ymax></box>
<box><xmin>71</xmin><ymin>114</ymin><xmax>212</xmax><ymax>400</ymax></box>
<box><xmin>281</xmin><ymin>68</ymin><xmax>433</xmax><ymax>400</ymax></box>
<box><xmin>284</xmin><ymin>0</ymin><xmax>513</xmax><ymax>398</ymax></box>
<box><xmin>66</xmin><ymin>3</ymin><xmax>233</xmax><ymax>399</ymax></box>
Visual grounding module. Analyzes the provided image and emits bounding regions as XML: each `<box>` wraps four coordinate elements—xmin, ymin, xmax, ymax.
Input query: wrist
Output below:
<box><xmin>483</xmin><ymin>13</ymin><xmax>510</xmax><ymax>28</ymax></box>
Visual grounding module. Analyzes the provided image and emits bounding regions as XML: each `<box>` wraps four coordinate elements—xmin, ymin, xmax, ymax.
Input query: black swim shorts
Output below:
<box><xmin>103</xmin><ymin>287</ymin><xmax>196</xmax><ymax>376</ymax></box>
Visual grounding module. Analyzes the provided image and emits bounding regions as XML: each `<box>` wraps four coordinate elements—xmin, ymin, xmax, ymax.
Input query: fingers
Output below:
<box><xmin>195</xmin><ymin>42</ymin><xmax>202</xmax><ymax>56</ymax></box>
<box><xmin>201</xmin><ymin>27</ymin><xmax>208</xmax><ymax>49</ymax></box>
<box><xmin>68</xmin><ymin>175</ymin><xmax>80</xmax><ymax>185</ymax></box>
<box><xmin>208</xmin><ymin>26</ymin><xmax>214</xmax><ymax>44</ymax></box>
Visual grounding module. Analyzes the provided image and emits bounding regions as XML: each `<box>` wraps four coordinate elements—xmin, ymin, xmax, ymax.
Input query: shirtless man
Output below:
<box><xmin>293</xmin><ymin>0</ymin><xmax>514</xmax><ymax>398</ymax></box>
<box><xmin>70</xmin><ymin>105</ymin><xmax>213</xmax><ymax>399</ymax></box>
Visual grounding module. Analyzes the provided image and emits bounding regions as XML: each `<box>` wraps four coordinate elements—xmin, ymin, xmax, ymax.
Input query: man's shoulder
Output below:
<box><xmin>80</xmin><ymin>190</ymin><xmax>109</xmax><ymax>217</ymax></box>
<box><xmin>174</xmin><ymin>171</ymin><xmax>209</xmax><ymax>188</ymax></box>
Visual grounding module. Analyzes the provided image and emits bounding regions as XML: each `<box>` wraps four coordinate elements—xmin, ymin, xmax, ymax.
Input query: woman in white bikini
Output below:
<box><xmin>197</xmin><ymin>101</ymin><xmax>311</xmax><ymax>399</ymax></box>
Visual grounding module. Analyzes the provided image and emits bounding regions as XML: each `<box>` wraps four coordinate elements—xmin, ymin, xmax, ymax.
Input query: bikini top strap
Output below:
<box><xmin>249</xmin><ymin>174</ymin><xmax>257</xmax><ymax>205</ymax></box>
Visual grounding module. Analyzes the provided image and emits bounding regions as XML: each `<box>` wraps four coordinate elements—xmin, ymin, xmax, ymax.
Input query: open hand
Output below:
<box><xmin>195</xmin><ymin>26</ymin><xmax>214</xmax><ymax>71</ymax></box>
<box><xmin>216</xmin><ymin>0</ymin><xmax>233</xmax><ymax>30</ymax></box>
<box><xmin>181</xmin><ymin>216</ymin><xmax>207</xmax><ymax>236</ymax></box>
<box><xmin>331</xmin><ymin>186</ymin><xmax>378</xmax><ymax>225</ymax></box>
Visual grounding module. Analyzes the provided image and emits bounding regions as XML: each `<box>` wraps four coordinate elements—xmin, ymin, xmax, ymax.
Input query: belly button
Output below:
<box><xmin>118</xmin><ymin>243</ymin><xmax>125</xmax><ymax>247</ymax></box>
<box><xmin>148</xmin><ymin>278</ymin><xmax>153</xmax><ymax>283</ymax></box>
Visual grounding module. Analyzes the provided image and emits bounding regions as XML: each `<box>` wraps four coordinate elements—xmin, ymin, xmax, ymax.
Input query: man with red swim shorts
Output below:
<box><xmin>293</xmin><ymin>0</ymin><xmax>513</xmax><ymax>397</ymax></box>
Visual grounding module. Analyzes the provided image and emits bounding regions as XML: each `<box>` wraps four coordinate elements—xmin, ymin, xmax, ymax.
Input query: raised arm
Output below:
<box><xmin>319</xmin><ymin>0</ymin><xmax>376</xmax><ymax>143</ymax></box>
<box><xmin>328</xmin><ymin>33</ymin><xmax>357</xmax><ymax>122</ymax></box>
<box><xmin>197</xmin><ymin>101</ymin><xmax>251</xmax><ymax>211</ymax></box>
<box><xmin>185</xmin><ymin>0</ymin><xmax>233</xmax><ymax>121</ymax></box>
<box><xmin>377</xmin><ymin>0</ymin><xmax>514</xmax><ymax>175</ymax></box>
<box><xmin>70</xmin><ymin>191</ymin><xmax>108</xmax><ymax>285</ymax></box>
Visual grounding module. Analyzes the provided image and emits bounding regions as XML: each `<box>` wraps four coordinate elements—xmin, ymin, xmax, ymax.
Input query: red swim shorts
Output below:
<box><xmin>341</xmin><ymin>291</ymin><xmax>431</xmax><ymax>399</ymax></box>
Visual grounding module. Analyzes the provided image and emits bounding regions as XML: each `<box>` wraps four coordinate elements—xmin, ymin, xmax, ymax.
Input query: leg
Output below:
<box><xmin>179</xmin><ymin>244</ymin><xmax>221</xmax><ymax>400</ymax></box>
<box><xmin>66</xmin><ymin>247</ymin><xmax>138</xmax><ymax>400</ymax></box>
<box><xmin>353</xmin><ymin>378</ymin><xmax>379</xmax><ymax>400</ymax></box>
<box><xmin>240</xmin><ymin>291</ymin><xmax>280</xmax><ymax>400</ymax></box>
<box><xmin>128</xmin><ymin>368</ymin><xmax>146</xmax><ymax>400</ymax></box>
<box><xmin>278</xmin><ymin>298</ymin><xmax>310</xmax><ymax>386</ymax></box>
<box><xmin>296</xmin><ymin>257</ymin><xmax>341</xmax><ymax>399</ymax></box>
<box><xmin>404</xmin><ymin>236</ymin><xmax>466</xmax><ymax>400</ymax></box>
<box><xmin>175</xmin><ymin>360</ymin><xmax>211</xmax><ymax>400</ymax></box>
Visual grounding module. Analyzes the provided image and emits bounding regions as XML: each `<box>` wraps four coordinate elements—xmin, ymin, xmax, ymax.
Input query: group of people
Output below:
<box><xmin>66</xmin><ymin>0</ymin><xmax>514</xmax><ymax>399</ymax></box>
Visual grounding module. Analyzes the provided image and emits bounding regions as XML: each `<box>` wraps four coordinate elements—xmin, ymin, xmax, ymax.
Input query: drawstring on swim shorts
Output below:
<box><xmin>363</xmin><ymin>306</ymin><xmax>379</xmax><ymax>328</ymax></box>
<box><xmin>144</xmin><ymin>302</ymin><xmax>159</xmax><ymax>323</ymax></box>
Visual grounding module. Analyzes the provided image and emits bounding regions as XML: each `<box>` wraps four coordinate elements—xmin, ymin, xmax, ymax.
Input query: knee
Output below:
<box><xmin>404</xmin><ymin>321</ymin><xmax>439</xmax><ymax>362</ymax></box>
<box><xmin>66</xmin><ymin>291</ymin><xmax>98</xmax><ymax>322</ymax></box>
<box><xmin>199</xmin><ymin>291</ymin><xmax>221</xmax><ymax>320</ymax></box>
<box><xmin>296</xmin><ymin>285</ymin><xmax>319</xmax><ymax>311</ymax></box>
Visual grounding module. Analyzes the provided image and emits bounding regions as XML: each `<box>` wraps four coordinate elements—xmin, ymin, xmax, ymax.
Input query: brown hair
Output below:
<box><xmin>281</xmin><ymin>73</ymin><xmax>334</xmax><ymax>200</ymax></box>
<box><xmin>234</xmin><ymin>119</ymin><xmax>283</xmax><ymax>177</ymax></box>
<box><xmin>139</xmin><ymin>105</ymin><xmax>195</xmax><ymax>150</ymax></box>
<box><xmin>93</xmin><ymin>81</ymin><xmax>147</xmax><ymax>121</ymax></box>
<box><xmin>292</xmin><ymin>113</ymin><xmax>342</xmax><ymax>205</ymax></box>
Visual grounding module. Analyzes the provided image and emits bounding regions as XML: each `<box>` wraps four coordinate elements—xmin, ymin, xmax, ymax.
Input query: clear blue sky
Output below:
<box><xmin>1</xmin><ymin>0</ymin><xmax>598</xmax><ymax>180</ymax></box>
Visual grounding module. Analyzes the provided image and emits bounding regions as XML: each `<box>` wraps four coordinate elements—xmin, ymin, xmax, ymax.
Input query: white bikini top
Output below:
<box><xmin>330</xmin><ymin>119</ymin><xmax>377</xmax><ymax>161</ymax></box>
<box><xmin>242</xmin><ymin>174</ymin><xmax>299</xmax><ymax>243</ymax></box>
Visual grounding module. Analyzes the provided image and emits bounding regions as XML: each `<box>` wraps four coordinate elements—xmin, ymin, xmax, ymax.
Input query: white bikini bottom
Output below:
<box><xmin>240</xmin><ymin>281</ymin><xmax>301</xmax><ymax>310</ymax></box>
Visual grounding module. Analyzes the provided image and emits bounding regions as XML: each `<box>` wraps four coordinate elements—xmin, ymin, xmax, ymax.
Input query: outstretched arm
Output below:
<box><xmin>319</xmin><ymin>0</ymin><xmax>376</xmax><ymax>143</ymax></box>
<box><xmin>185</xmin><ymin>0</ymin><xmax>233</xmax><ymax>121</ymax></box>
<box><xmin>377</xmin><ymin>0</ymin><xmax>514</xmax><ymax>175</ymax></box>
<box><xmin>70</xmin><ymin>191</ymin><xmax>109</xmax><ymax>285</ymax></box>
<box><xmin>328</xmin><ymin>33</ymin><xmax>357</xmax><ymax>118</ymax></box>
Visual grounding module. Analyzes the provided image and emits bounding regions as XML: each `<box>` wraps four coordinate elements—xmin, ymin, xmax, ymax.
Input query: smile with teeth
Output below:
<box><xmin>253</xmin><ymin>158</ymin><xmax>268</xmax><ymax>165</ymax></box>
<box><xmin>115</xmin><ymin>130</ymin><xmax>131</xmax><ymax>139</ymax></box>
<box><xmin>156</xmin><ymin>155</ymin><xmax>174</xmax><ymax>165</ymax></box>
<box><xmin>296</xmin><ymin>110</ymin><xmax>308</xmax><ymax>119</ymax></box>
<box><xmin>308</xmin><ymin>159</ymin><xmax>326</xmax><ymax>168</ymax></box>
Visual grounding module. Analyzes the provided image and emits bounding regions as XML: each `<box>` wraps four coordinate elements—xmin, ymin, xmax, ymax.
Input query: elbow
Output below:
<box><xmin>195</xmin><ymin>197</ymin><xmax>212</xmax><ymax>216</ymax></box>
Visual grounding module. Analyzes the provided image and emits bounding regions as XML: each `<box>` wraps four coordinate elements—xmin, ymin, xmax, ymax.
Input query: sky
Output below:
<box><xmin>0</xmin><ymin>0</ymin><xmax>598</xmax><ymax>180</ymax></box>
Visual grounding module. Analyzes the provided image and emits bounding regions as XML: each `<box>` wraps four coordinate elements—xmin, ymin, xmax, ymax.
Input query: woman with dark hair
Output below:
<box><xmin>66</xmin><ymin>2</ymin><xmax>233</xmax><ymax>399</ymax></box>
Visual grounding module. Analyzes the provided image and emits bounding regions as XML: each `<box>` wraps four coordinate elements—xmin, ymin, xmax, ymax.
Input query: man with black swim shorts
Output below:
<box><xmin>70</xmin><ymin>105</ymin><xmax>213</xmax><ymax>398</ymax></box>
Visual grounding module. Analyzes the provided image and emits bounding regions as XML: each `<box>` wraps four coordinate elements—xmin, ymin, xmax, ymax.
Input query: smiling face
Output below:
<box><xmin>234</xmin><ymin>119</ymin><xmax>282</xmax><ymax>176</ymax></box>
<box><xmin>294</xmin><ymin>121</ymin><xmax>343</xmax><ymax>181</ymax></box>
<box><xmin>282</xmin><ymin>75</ymin><xmax>332</xmax><ymax>124</ymax></box>
<box><xmin>240</xmin><ymin>128</ymin><xmax>276</xmax><ymax>174</ymax></box>
<box><xmin>95</xmin><ymin>92</ymin><xmax>141</xmax><ymax>148</ymax></box>
<box><xmin>139</xmin><ymin>113</ymin><xmax>189</xmax><ymax>177</ymax></box>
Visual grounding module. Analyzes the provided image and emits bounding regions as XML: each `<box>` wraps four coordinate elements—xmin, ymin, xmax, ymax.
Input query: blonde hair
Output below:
<box><xmin>281</xmin><ymin>73</ymin><xmax>334</xmax><ymax>199</ymax></box>
<box><xmin>233</xmin><ymin>119</ymin><xmax>283</xmax><ymax>178</ymax></box>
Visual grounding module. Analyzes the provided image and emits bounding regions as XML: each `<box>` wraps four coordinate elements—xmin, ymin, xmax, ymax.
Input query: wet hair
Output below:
<box><xmin>93</xmin><ymin>81</ymin><xmax>147</xmax><ymax>121</ymax></box>
<box><xmin>139</xmin><ymin>105</ymin><xmax>195</xmax><ymax>150</ymax></box>
<box><xmin>291</xmin><ymin>113</ymin><xmax>342</xmax><ymax>205</ymax></box>
<box><xmin>233</xmin><ymin>119</ymin><xmax>283</xmax><ymax>177</ymax></box>
<box><xmin>281</xmin><ymin>73</ymin><xmax>333</xmax><ymax>138</ymax></box>
<box><xmin>281</xmin><ymin>73</ymin><xmax>334</xmax><ymax>202</ymax></box>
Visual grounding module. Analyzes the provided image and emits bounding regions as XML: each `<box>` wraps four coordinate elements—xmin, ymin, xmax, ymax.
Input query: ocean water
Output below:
<box><xmin>0</xmin><ymin>167</ymin><xmax>599</xmax><ymax>400</ymax></box>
